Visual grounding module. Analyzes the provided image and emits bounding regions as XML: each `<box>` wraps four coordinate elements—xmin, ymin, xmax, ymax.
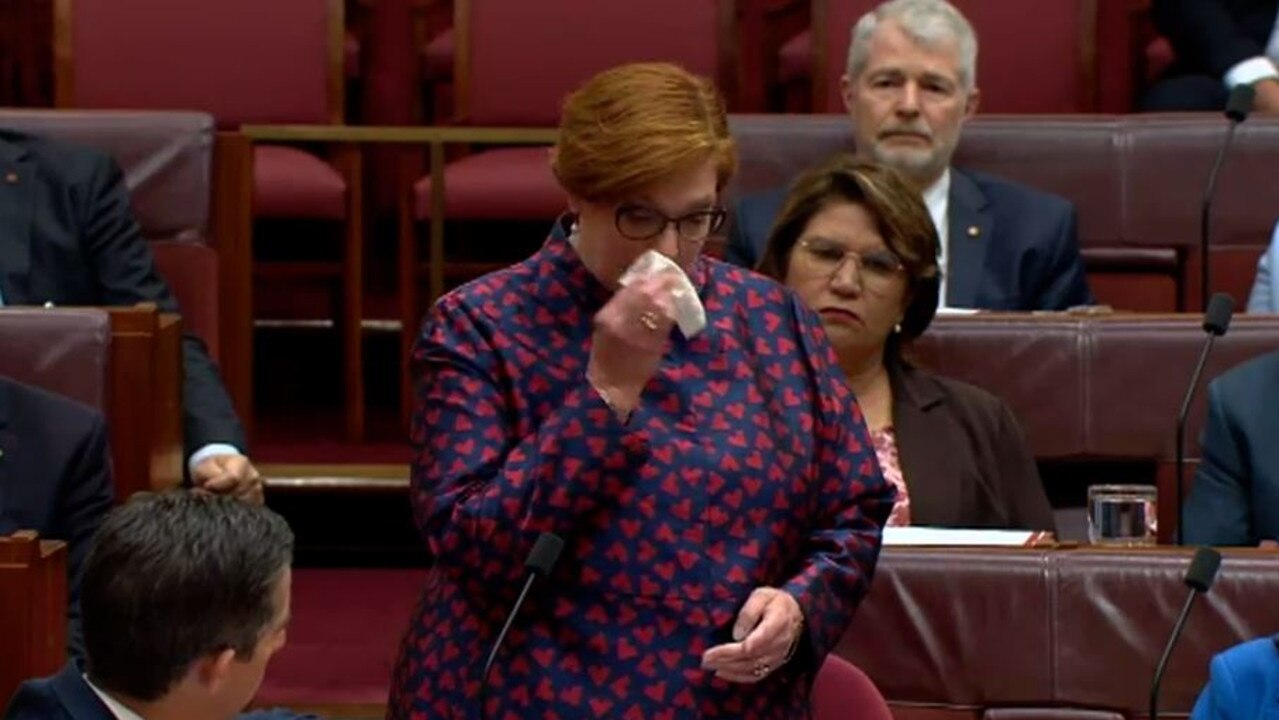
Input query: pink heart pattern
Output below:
<box><xmin>388</xmin><ymin>235</ymin><xmax>894</xmax><ymax>719</ymax></box>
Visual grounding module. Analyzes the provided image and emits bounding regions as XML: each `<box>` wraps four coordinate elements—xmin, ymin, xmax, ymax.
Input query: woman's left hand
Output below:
<box><xmin>700</xmin><ymin>587</ymin><xmax>805</xmax><ymax>683</ymax></box>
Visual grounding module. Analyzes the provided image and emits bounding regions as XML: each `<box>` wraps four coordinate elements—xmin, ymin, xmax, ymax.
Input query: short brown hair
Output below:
<box><xmin>552</xmin><ymin>62</ymin><xmax>737</xmax><ymax>203</ymax></box>
<box><xmin>757</xmin><ymin>156</ymin><xmax>941</xmax><ymax>341</ymax></box>
<box><xmin>83</xmin><ymin>492</ymin><xmax>293</xmax><ymax>701</ymax></box>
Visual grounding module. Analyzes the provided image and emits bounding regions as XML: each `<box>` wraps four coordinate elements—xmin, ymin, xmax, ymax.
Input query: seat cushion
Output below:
<box><xmin>413</xmin><ymin>146</ymin><xmax>565</xmax><ymax>220</ymax></box>
<box><xmin>422</xmin><ymin>28</ymin><xmax>455</xmax><ymax>83</ymax></box>
<box><xmin>253</xmin><ymin>144</ymin><xmax>347</xmax><ymax>220</ymax></box>
<box><xmin>255</xmin><ymin>568</ymin><xmax>428</xmax><ymax>707</ymax></box>
<box><xmin>345</xmin><ymin>30</ymin><xmax>360</xmax><ymax>80</ymax></box>
<box><xmin>778</xmin><ymin>30</ymin><xmax>811</xmax><ymax>83</ymax></box>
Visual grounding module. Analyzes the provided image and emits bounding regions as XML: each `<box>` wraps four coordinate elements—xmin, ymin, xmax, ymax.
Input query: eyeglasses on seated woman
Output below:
<box><xmin>757</xmin><ymin>155</ymin><xmax>1055</xmax><ymax>533</ymax></box>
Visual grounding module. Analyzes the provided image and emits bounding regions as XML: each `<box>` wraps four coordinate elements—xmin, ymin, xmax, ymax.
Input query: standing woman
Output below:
<box><xmin>389</xmin><ymin>63</ymin><xmax>893</xmax><ymax>719</ymax></box>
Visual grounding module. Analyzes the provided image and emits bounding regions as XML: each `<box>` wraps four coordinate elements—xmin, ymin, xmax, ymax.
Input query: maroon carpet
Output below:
<box><xmin>256</xmin><ymin>568</ymin><xmax>428</xmax><ymax>706</ymax></box>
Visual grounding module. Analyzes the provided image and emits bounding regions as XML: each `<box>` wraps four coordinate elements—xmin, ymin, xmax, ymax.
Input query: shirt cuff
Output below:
<box><xmin>1224</xmin><ymin>57</ymin><xmax>1279</xmax><ymax>88</ymax></box>
<box><xmin>188</xmin><ymin>443</ymin><xmax>243</xmax><ymax>475</ymax></box>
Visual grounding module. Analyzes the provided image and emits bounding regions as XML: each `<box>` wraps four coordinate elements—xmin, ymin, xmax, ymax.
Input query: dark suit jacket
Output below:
<box><xmin>890</xmin><ymin>361</ymin><xmax>1056</xmax><ymax>531</ymax></box>
<box><xmin>0</xmin><ymin>376</ymin><xmax>112</xmax><ymax>662</ymax></box>
<box><xmin>1153</xmin><ymin>0</ymin><xmax>1279</xmax><ymax>78</ymax></box>
<box><xmin>1183</xmin><ymin>351</ymin><xmax>1279</xmax><ymax>546</ymax></box>
<box><xmin>1190</xmin><ymin>636</ymin><xmax>1279</xmax><ymax>720</ymax></box>
<box><xmin>0</xmin><ymin>130</ymin><xmax>245</xmax><ymax>458</ymax></box>
<box><xmin>3</xmin><ymin>662</ymin><xmax>315</xmax><ymax>720</ymax></box>
<box><xmin>727</xmin><ymin>168</ymin><xmax>1094</xmax><ymax>311</ymax></box>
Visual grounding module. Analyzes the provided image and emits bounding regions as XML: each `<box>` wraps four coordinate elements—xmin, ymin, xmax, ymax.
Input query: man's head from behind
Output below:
<box><xmin>81</xmin><ymin>491</ymin><xmax>294</xmax><ymax>719</ymax></box>
<box><xmin>842</xmin><ymin>0</ymin><xmax>979</xmax><ymax>187</ymax></box>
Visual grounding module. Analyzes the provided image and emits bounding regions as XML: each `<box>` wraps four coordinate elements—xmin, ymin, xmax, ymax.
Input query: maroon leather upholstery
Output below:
<box><xmin>910</xmin><ymin>313</ymin><xmax>1279</xmax><ymax>461</ymax></box>
<box><xmin>150</xmin><ymin>241</ymin><xmax>220</xmax><ymax>362</ymax></box>
<box><xmin>461</xmin><ymin>0</ymin><xmax>725</xmax><ymax>126</ymax></box>
<box><xmin>0</xmin><ymin>110</ymin><xmax>222</xmax><ymax>355</ymax></box>
<box><xmin>413</xmin><ymin>147</ymin><xmax>562</xmax><ymax>219</ymax></box>
<box><xmin>345</xmin><ymin>29</ymin><xmax>360</xmax><ymax>80</ymax></box>
<box><xmin>727</xmin><ymin>114</ymin><xmax>1279</xmax><ymax>311</ymax></box>
<box><xmin>840</xmin><ymin>547</ymin><xmax>1279</xmax><ymax>719</ymax></box>
<box><xmin>63</xmin><ymin>0</ymin><xmax>333</xmax><ymax>126</ymax></box>
<box><xmin>813</xmin><ymin>655</ymin><xmax>893</xmax><ymax>720</ymax></box>
<box><xmin>58</xmin><ymin>0</ymin><xmax>350</xmax><ymax>223</ymax></box>
<box><xmin>415</xmin><ymin>0</ymin><xmax>732</xmax><ymax>223</ymax></box>
<box><xmin>0</xmin><ymin>309</ymin><xmax>110</xmax><ymax>411</ymax></box>
<box><xmin>421</xmin><ymin>27</ymin><xmax>454</xmax><ymax>84</ymax></box>
<box><xmin>254</xmin><ymin>145</ymin><xmax>347</xmax><ymax>220</ymax></box>
<box><xmin>0</xmin><ymin>110</ymin><xmax>212</xmax><ymax>242</ymax></box>
<box><xmin>801</xmin><ymin>0</ymin><xmax>1097</xmax><ymax>113</ymax></box>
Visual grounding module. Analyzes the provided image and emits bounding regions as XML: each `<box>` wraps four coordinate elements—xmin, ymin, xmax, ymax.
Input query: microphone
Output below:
<box><xmin>1175</xmin><ymin>292</ymin><xmax>1234</xmax><ymax>545</ymax></box>
<box><xmin>1200</xmin><ymin>83</ymin><xmax>1254</xmax><ymax>310</ymax></box>
<box><xmin>1149</xmin><ymin>547</ymin><xmax>1223</xmax><ymax>720</ymax></box>
<box><xmin>478</xmin><ymin>532</ymin><xmax>564</xmax><ymax>719</ymax></box>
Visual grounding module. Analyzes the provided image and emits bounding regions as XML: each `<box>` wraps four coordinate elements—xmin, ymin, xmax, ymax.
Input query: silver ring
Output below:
<box><xmin>752</xmin><ymin>661</ymin><xmax>770</xmax><ymax>678</ymax></box>
<box><xmin>638</xmin><ymin>311</ymin><xmax>660</xmax><ymax>332</ymax></box>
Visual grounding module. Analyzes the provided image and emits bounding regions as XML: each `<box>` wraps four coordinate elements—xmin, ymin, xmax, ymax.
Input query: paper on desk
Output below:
<box><xmin>883</xmin><ymin>527</ymin><xmax>1037</xmax><ymax>546</ymax></box>
<box><xmin>618</xmin><ymin>250</ymin><xmax>706</xmax><ymax>337</ymax></box>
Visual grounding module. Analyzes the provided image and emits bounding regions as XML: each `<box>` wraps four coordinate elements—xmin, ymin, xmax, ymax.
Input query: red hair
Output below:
<box><xmin>552</xmin><ymin>62</ymin><xmax>737</xmax><ymax>203</ymax></box>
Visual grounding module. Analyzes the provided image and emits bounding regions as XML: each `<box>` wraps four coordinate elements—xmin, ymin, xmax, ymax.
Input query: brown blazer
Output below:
<box><xmin>890</xmin><ymin>361</ymin><xmax>1056</xmax><ymax>532</ymax></box>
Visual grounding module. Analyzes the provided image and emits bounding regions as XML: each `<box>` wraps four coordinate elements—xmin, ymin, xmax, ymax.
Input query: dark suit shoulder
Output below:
<box><xmin>902</xmin><ymin>364</ymin><xmax>1012</xmax><ymax>427</ymax></box>
<box><xmin>1213</xmin><ymin>351</ymin><xmax>1279</xmax><ymax>399</ymax></box>
<box><xmin>3</xmin><ymin>677</ymin><xmax>67</xmax><ymax>720</ymax></box>
<box><xmin>960</xmin><ymin>167</ymin><xmax>1074</xmax><ymax>217</ymax></box>
<box><xmin>0</xmin><ymin>376</ymin><xmax>105</xmax><ymax>432</ymax></box>
<box><xmin>0</xmin><ymin>131</ymin><xmax>117</xmax><ymax>188</ymax></box>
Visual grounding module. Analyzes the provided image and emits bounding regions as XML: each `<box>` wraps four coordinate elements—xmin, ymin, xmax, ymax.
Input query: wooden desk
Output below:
<box><xmin>107</xmin><ymin>307</ymin><xmax>184</xmax><ymax>500</ymax></box>
<box><xmin>0</xmin><ymin>306</ymin><xmax>184</xmax><ymax>501</ymax></box>
<box><xmin>0</xmin><ymin>532</ymin><xmax>67</xmax><ymax>708</ymax></box>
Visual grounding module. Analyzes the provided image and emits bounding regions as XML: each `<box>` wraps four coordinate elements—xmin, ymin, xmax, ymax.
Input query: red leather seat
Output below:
<box><xmin>785</xmin><ymin>0</ymin><xmax>1102</xmax><ymax>113</ymax></box>
<box><xmin>398</xmin><ymin>0</ymin><xmax>739</xmax><ymax>424</ymax></box>
<box><xmin>55</xmin><ymin>0</ymin><xmax>368</xmax><ymax>441</ymax></box>
<box><xmin>813</xmin><ymin>655</ymin><xmax>893</xmax><ymax>720</ymax></box>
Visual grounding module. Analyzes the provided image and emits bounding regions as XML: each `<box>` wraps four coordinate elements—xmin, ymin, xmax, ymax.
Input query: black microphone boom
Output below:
<box><xmin>1175</xmin><ymin>293</ymin><xmax>1234</xmax><ymax>545</ymax></box>
<box><xmin>479</xmin><ymin>532</ymin><xmax>565</xmax><ymax>719</ymax></box>
<box><xmin>1149</xmin><ymin>547</ymin><xmax>1222</xmax><ymax>720</ymax></box>
<box><xmin>1200</xmin><ymin>83</ymin><xmax>1255</xmax><ymax>310</ymax></box>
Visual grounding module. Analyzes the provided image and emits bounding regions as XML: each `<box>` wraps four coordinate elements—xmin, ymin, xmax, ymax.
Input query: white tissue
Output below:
<box><xmin>617</xmin><ymin>250</ymin><xmax>706</xmax><ymax>338</ymax></box>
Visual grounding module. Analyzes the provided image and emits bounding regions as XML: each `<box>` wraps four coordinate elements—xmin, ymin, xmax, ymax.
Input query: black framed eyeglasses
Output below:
<box><xmin>614</xmin><ymin>204</ymin><xmax>727</xmax><ymax>242</ymax></box>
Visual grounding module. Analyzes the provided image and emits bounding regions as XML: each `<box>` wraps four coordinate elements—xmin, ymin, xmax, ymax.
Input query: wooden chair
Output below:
<box><xmin>397</xmin><ymin>0</ymin><xmax>738</xmax><ymax>424</ymax></box>
<box><xmin>0</xmin><ymin>532</ymin><xmax>67</xmax><ymax>708</ymax></box>
<box><xmin>0</xmin><ymin>306</ymin><xmax>183</xmax><ymax>500</ymax></box>
<box><xmin>53</xmin><ymin>0</ymin><xmax>367</xmax><ymax>441</ymax></box>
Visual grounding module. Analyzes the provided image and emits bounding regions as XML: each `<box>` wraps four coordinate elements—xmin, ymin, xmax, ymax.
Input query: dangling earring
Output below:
<box><xmin>568</xmin><ymin>219</ymin><xmax>581</xmax><ymax>248</ymax></box>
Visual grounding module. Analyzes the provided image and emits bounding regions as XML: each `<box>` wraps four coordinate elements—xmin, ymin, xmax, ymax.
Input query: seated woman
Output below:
<box><xmin>1191</xmin><ymin>636</ymin><xmax>1279</xmax><ymax>720</ymax></box>
<box><xmin>756</xmin><ymin>156</ymin><xmax>1054</xmax><ymax>531</ymax></box>
<box><xmin>1247</xmin><ymin>220</ymin><xmax>1279</xmax><ymax>312</ymax></box>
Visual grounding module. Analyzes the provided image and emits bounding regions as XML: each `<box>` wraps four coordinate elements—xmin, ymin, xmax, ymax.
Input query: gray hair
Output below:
<box><xmin>846</xmin><ymin>0</ymin><xmax>978</xmax><ymax>91</ymax></box>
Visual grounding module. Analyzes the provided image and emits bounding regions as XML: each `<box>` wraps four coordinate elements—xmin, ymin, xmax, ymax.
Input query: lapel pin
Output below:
<box><xmin>966</xmin><ymin>225</ymin><xmax>981</xmax><ymax>238</ymax></box>
<box><xmin>4</xmin><ymin>172</ymin><xmax>16</xmax><ymax>184</ymax></box>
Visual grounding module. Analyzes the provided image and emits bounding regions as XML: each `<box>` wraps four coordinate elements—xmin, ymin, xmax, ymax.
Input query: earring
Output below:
<box><xmin>894</xmin><ymin>322</ymin><xmax>903</xmax><ymax>334</ymax></box>
<box><xmin>568</xmin><ymin>219</ymin><xmax>581</xmax><ymax>248</ymax></box>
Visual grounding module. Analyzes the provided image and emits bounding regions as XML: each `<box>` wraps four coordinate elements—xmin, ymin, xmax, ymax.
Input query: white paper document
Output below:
<box><xmin>883</xmin><ymin>527</ymin><xmax>1037</xmax><ymax>546</ymax></box>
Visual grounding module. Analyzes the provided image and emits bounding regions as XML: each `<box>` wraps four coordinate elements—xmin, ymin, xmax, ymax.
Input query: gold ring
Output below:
<box><xmin>638</xmin><ymin>311</ymin><xmax>660</xmax><ymax>331</ymax></box>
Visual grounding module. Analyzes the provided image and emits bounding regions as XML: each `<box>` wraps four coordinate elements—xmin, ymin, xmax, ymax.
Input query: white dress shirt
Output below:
<box><xmin>1224</xmin><ymin>13</ymin><xmax>1279</xmax><ymax>87</ymax></box>
<box><xmin>922</xmin><ymin>170</ymin><xmax>952</xmax><ymax>309</ymax></box>
<box><xmin>85</xmin><ymin>675</ymin><xmax>147</xmax><ymax>720</ymax></box>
